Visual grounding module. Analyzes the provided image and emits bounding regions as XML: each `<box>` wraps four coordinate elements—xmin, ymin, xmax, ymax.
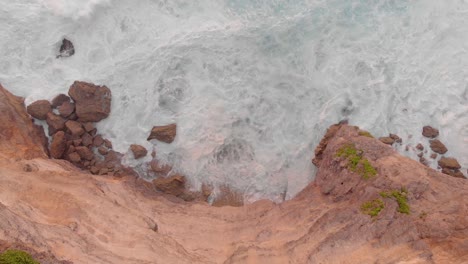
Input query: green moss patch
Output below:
<box><xmin>361</xmin><ymin>198</ymin><xmax>385</xmax><ymax>217</ymax></box>
<box><xmin>0</xmin><ymin>250</ymin><xmax>39</xmax><ymax>264</ymax></box>
<box><xmin>380</xmin><ymin>188</ymin><xmax>410</xmax><ymax>214</ymax></box>
<box><xmin>336</xmin><ymin>144</ymin><xmax>377</xmax><ymax>179</ymax></box>
<box><xmin>358</xmin><ymin>130</ymin><xmax>374</xmax><ymax>138</ymax></box>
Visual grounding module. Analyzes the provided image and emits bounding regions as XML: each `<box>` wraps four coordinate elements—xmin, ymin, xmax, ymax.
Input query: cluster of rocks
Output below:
<box><xmin>378</xmin><ymin>133</ymin><xmax>402</xmax><ymax>146</ymax></box>
<box><xmin>27</xmin><ymin>81</ymin><xmax>127</xmax><ymax>176</ymax></box>
<box><xmin>416</xmin><ymin>126</ymin><xmax>464</xmax><ymax>178</ymax></box>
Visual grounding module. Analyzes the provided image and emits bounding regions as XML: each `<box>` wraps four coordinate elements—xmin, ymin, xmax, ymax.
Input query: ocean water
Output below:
<box><xmin>0</xmin><ymin>0</ymin><xmax>467</xmax><ymax>202</ymax></box>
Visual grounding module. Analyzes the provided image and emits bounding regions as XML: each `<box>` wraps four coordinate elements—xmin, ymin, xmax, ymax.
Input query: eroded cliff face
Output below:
<box><xmin>0</xmin><ymin>85</ymin><xmax>467</xmax><ymax>264</ymax></box>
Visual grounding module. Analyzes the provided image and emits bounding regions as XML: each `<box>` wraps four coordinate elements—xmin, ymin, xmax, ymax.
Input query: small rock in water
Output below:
<box><xmin>416</xmin><ymin>143</ymin><xmax>424</xmax><ymax>151</ymax></box>
<box><xmin>379</xmin><ymin>137</ymin><xmax>395</xmax><ymax>145</ymax></box>
<box><xmin>130</xmin><ymin>144</ymin><xmax>147</xmax><ymax>159</ymax></box>
<box><xmin>422</xmin><ymin>126</ymin><xmax>439</xmax><ymax>138</ymax></box>
<box><xmin>57</xmin><ymin>38</ymin><xmax>75</xmax><ymax>58</ymax></box>
<box><xmin>429</xmin><ymin>139</ymin><xmax>448</xmax><ymax>154</ymax></box>
<box><xmin>147</xmin><ymin>124</ymin><xmax>177</xmax><ymax>143</ymax></box>
<box><xmin>389</xmin><ymin>133</ymin><xmax>402</xmax><ymax>143</ymax></box>
<box><xmin>438</xmin><ymin>157</ymin><xmax>461</xmax><ymax>170</ymax></box>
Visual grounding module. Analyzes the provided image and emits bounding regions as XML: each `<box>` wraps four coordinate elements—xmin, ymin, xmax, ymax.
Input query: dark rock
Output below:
<box><xmin>67</xmin><ymin>152</ymin><xmax>81</xmax><ymax>163</ymax></box>
<box><xmin>130</xmin><ymin>144</ymin><xmax>147</xmax><ymax>159</ymax></box>
<box><xmin>75</xmin><ymin>146</ymin><xmax>94</xmax><ymax>161</ymax></box>
<box><xmin>51</xmin><ymin>94</ymin><xmax>70</xmax><ymax>108</ymax></box>
<box><xmin>416</xmin><ymin>143</ymin><xmax>424</xmax><ymax>151</ymax></box>
<box><xmin>57</xmin><ymin>38</ymin><xmax>75</xmax><ymax>58</ymax></box>
<box><xmin>438</xmin><ymin>157</ymin><xmax>461</xmax><ymax>170</ymax></box>
<box><xmin>430</xmin><ymin>153</ymin><xmax>437</xmax><ymax>159</ymax></box>
<box><xmin>68</xmin><ymin>81</ymin><xmax>111</xmax><ymax>122</ymax></box>
<box><xmin>65</xmin><ymin>120</ymin><xmax>84</xmax><ymax>137</ymax></box>
<box><xmin>422</xmin><ymin>126</ymin><xmax>439</xmax><ymax>138</ymax></box>
<box><xmin>93</xmin><ymin>135</ymin><xmax>104</xmax><ymax>147</ymax></box>
<box><xmin>429</xmin><ymin>139</ymin><xmax>448</xmax><ymax>154</ymax></box>
<box><xmin>147</xmin><ymin>124</ymin><xmax>177</xmax><ymax>143</ymax></box>
<box><xmin>81</xmin><ymin>133</ymin><xmax>93</xmax><ymax>147</ymax></box>
<box><xmin>58</xmin><ymin>101</ymin><xmax>75</xmax><ymax>118</ymax></box>
<box><xmin>27</xmin><ymin>100</ymin><xmax>52</xmax><ymax>120</ymax></box>
<box><xmin>46</xmin><ymin>112</ymin><xmax>66</xmax><ymax>135</ymax></box>
<box><xmin>50</xmin><ymin>131</ymin><xmax>67</xmax><ymax>159</ymax></box>
<box><xmin>379</xmin><ymin>137</ymin><xmax>395</xmax><ymax>145</ymax></box>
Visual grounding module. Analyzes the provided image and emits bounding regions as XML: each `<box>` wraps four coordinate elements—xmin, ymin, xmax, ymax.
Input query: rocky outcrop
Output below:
<box><xmin>68</xmin><ymin>81</ymin><xmax>111</xmax><ymax>122</ymax></box>
<box><xmin>147</xmin><ymin>124</ymin><xmax>177</xmax><ymax>143</ymax></box>
<box><xmin>0</xmin><ymin>84</ymin><xmax>48</xmax><ymax>159</ymax></box>
<box><xmin>0</xmin><ymin>85</ymin><xmax>467</xmax><ymax>263</ymax></box>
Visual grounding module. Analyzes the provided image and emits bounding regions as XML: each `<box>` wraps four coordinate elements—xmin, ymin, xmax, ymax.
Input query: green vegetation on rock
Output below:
<box><xmin>380</xmin><ymin>188</ymin><xmax>410</xmax><ymax>214</ymax></box>
<box><xmin>336</xmin><ymin>144</ymin><xmax>377</xmax><ymax>179</ymax></box>
<box><xmin>361</xmin><ymin>198</ymin><xmax>385</xmax><ymax>217</ymax></box>
<box><xmin>358</xmin><ymin>130</ymin><xmax>374</xmax><ymax>138</ymax></box>
<box><xmin>0</xmin><ymin>250</ymin><xmax>39</xmax><ymax>264</ymax></box>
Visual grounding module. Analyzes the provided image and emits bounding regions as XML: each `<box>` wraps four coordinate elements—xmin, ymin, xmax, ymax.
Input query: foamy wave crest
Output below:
<box><xmin>41</xmin><ymin>0</ymin><xmax>112</xmax><ymax>19</ymax></box>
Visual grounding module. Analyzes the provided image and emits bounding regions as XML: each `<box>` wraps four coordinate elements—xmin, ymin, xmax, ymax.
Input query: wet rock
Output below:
<box><xmin>65</xmin><ymin>120</ymin><xmax>85</xmax><ymax>137</ymax></box>
<box><xmin>416</xmin><ymin>143</ymin><xmax>424</xmax><ymax>151</ymax></box>
<box><xmin>68</xmin><ymin>81</ymin><xmax>111</xmax><ymax>122</ymax></box>
<box><xmin>149</xmin><ymin>159</ymin><xmax>172</xmax><ymax>176</ymax></box>
<box><xmin>430</xmin><ymin>153</ymin><xmax>437</xmax><ymax>159</ymax></box>
<box><xmin>93</xmin><ymin>135</ymin><xmax>104</xmax><ymax>147</ymax></box>
<box><xmin>422</xmin><ymin>126</ymin><xmax>439</xmax><ymax>138</ymax></box>
<box><xmin>379</xmin><ymin>137</ymin><xmax>395</xmax><ymax>145</ymax></box>
<box><xmin>389</xmin><ymin>134</ymin><xmax>402</xmax><ymax>143</ymax></box>
<box><xmin>27</xmin><ymin>100</ymin><xmax>52</xmax><ymax>120</ymax></box>
<box><xmin>46</xmin><ymin>112</ymin><xmax>66</xmax><ymax>135</ymax></box>
<box><xmin>438</xmin><ymin>157</ymin><xmax>461</xmax><ymax>170</ymax></box>
<box><xmin>51</xmin><ymin>94</ymin><xmax>70</xmax><ymax>108</ymax></box>
<box><xmin>57</xmin><ymin>38</ymin><xmax>75</xmax><ymax>58</ymax></box>
<box><xmin>75</xmin><ymin>146</ymin><xmax>94</xmax><ymax>161</ymax></box>
<box><xmin>98</xmin><ymin>146</ymin><xmax>108</xmax><ymax>155</ymax></box>
<box><xmin>147</xmin><ymin>124</ymin><xmax>177</xmax><ymax>143</ymax></box>
<box><xmin>104</xmin><ymin>139</ymin><xmax>112</xmax><ymax>149</ymax></box>
<box><xmin>58</xmin><ymin>101</ymin><xmax>75</xmax><ymax>118</ymax></box>
<box><xmin>67</xmin><ymin>152</ymin><xmax>81</xmax><ymax>163</ymax></box>
<box><xmin>81</xmin><ymin>133</ymin><xmax>93</xmax><ymax>147</ymax></box>
<box><xmin>130</xmin><ymin>144</ymin><xmax>147</xmax><ymax>159</ymax></box>
<box><xmin>50</xmin><ymin>131</ymin><xmax>67</xmax><ymax>159</ymax></box>
<box><xmin>429</xmin><ymin>139</ymin><xmax>448</xmax><ymax>154</ymax></box>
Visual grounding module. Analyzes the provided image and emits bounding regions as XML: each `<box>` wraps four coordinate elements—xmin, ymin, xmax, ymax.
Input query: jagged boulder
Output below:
<box><xmin>429</xmin><ymin>139</ymin><xmax>448</xmax><ymax>154</ymax></box>
<box><xmin>57</xmin><ymin>38</ymin><xmax>75</xmax><ymax>58</ymax></box>
<box><xmin>68</xmin><ymin>81</ymin><xmax>111</xmax><ymax>122</ymax></box>
<box><xmin>147</xmin><ymin>124</ymin><xmax>176</xmax><ymax>143</ymax></box>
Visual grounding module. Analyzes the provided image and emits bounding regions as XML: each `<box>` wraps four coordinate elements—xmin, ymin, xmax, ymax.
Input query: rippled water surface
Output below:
<box><xmin>0</xmin><ymin>0</ymin><xmax>467</xmax><ymax>201</ymax></box>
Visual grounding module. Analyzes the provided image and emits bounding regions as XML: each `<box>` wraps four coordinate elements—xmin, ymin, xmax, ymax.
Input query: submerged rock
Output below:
<box><xmin>57</xmin><ymin>38</ymin><xmax>75</xmax><ymax>58</ymax></box>
<box><xmin>147</xmin><ymin>124</ymin><xmax>177</xmax><ymax>143</ymax></box>
<box><xmin>68</xmin><ymin>81</ymin><xmax>111</xmax><ymax>122</ymax></box>
<box><xmin>26</xmin><ymin>100</ymin><xmax>52</xmax><ymax>120</ymax></box>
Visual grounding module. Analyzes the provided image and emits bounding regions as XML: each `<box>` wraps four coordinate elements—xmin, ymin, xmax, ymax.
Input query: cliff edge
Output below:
<box><xmin>0</xmin><ymin>85</ymin><xmax>467</xmax><ymax>263</ymax></box>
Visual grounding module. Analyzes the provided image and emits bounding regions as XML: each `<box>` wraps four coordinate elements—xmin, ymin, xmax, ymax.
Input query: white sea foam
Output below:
<box><xmin>0</xmin><ymin>0</ymin><xmax>466</xmax><ymax>202</ymax></box>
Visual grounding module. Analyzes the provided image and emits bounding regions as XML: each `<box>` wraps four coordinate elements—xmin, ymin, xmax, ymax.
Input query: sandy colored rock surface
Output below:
<box><xmin>0</xmin><ymin>85</ymin><xmax>467</xmax><ymax>263</ymax></box>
